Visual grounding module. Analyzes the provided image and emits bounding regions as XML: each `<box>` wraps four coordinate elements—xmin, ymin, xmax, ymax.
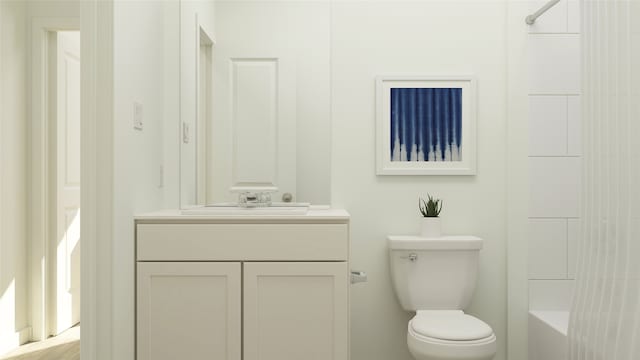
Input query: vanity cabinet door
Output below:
<box><xmin>243</xmin><ymin>262</ymin><xmax>349</xmax><ymax>360</ymax></box>
<box><xmin>137</xmin><ymin>262</ymin><xmax>241</xmax><ymax>360</ymax></box>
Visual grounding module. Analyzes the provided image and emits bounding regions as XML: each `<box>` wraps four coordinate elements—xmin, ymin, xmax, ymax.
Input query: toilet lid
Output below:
<box><xmin>411</xmin><ymin>311</ymin><xmax>494</xmax><ymax>341</ymax></box>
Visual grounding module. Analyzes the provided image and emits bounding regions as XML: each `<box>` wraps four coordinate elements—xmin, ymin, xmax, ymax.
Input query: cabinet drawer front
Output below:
<box><xmin>137</xmin><ymin>223</ymin><xmax>349</xmax><ymax>261</ymax></box>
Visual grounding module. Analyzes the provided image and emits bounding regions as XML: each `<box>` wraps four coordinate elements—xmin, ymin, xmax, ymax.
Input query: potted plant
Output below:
<box><xmin>419</xmin><ymin>194</ymin><xmax>443</xmax><ymax>237</ymax></box>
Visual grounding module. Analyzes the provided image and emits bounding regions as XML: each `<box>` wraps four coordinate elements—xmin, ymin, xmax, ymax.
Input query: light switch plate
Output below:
<box><xmin>133</xmin><ymin>102</ymin><xmax>143</xmax><ymax>130</ymax></box>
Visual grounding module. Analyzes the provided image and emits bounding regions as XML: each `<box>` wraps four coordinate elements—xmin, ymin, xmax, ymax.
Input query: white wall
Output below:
<box><xmin>330</xmin><ymin>2</ymin><xmax>508</xmax><ymax>360</ymax></box>
<box><xmin>163</xmin><ymin>2</ymin><xmax>181</xmax><ymax>209</ymax></box>
<box><xmin>0</xmin><ymin>0</ymin><xmax>29</xmax><ymax>354</ymax></box>
<box><xmin>505</xmin><ymin>2</ymin><xmax>532</xmax><ymax>358</ymax></box>
<box><xmin>527</xmin><ymin>0</ymin><xmax>581</xmax><ymax>311</ymax></box>
<box><xmin>112</xmin><ymin>1</ymin><xmax>180</xmax><ymax>358</ymax></box>
<box><xmin>26</xmin><ymin>0</ymin><xmax>80</xmax><ymax>18</ymax></box>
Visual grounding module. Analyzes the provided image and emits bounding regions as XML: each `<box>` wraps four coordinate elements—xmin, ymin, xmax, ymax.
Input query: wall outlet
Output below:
<box><xmin>133</xmin><ymin>102</ymin><xmax>143</xmax><ymax>130</ymax></box>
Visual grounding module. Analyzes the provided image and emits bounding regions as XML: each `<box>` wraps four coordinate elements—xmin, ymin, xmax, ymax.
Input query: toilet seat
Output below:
<box><xmin>407</xmin><ymin>311</ymin><xmax>497</xmax><ymax>360</ymax></box>
<box><xmin>411</xmin><ymin>310</ymin><xmax>493</xmax><ymax>341</ymax></box>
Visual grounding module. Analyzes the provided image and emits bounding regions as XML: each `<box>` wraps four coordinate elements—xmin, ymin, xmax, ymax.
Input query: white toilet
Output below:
<box><xmin>388</xmin><ymin>235</ymin><xmax>497</xmax><ymax>360</ymax></box>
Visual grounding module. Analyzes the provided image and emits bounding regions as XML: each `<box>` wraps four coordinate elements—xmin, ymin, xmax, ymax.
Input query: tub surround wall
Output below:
<box><xmin>527</xmin><ymin>0</ymin><xmax>581</xmax><ymax>310</ymax></box>
<box><xmin>331</xmin><ymin>2</ymin><xmax>509</xmax><ymax>360</ymax></box>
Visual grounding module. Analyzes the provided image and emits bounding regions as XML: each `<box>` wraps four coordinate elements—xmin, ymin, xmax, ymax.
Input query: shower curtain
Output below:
<box><xmin>567</xmin><ymin>0</ymin><xmax>640</xmax><ymax>359</ymax></box>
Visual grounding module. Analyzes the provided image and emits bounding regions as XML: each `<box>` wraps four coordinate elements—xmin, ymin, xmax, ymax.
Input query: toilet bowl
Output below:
<box><xmin>407</xmin><ymin>311</ymin><xmax>496</xmax><ymax>360</ymax></box>
<box><xmin>388</xmin><ymin>235</ymin><xmax>497</xmax><ymax>360</ymax></box>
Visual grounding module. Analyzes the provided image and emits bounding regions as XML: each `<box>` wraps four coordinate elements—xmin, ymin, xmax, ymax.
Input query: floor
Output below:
<box><xmin>0</xmin><ymin>326</ymin><xmax>79</xmax><ymax>360</ymax></box>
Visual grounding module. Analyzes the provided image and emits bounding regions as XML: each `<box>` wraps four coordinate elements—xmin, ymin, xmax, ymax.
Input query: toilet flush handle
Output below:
<box><xmin>400</xmin><ymin>253</ymin><xmax>418</xmax><ymax>262</ymax></box>
<box><xmin>351</xmin><ymin>271</ymin><xmax>368</xmax><ymax>284</ymax></box>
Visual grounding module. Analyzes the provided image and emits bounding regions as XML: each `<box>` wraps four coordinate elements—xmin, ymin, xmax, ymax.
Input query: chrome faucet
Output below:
<box><xmin>238</xmin><ymin>191</ymin><xmax>272</xmax><ymax>208</ymax></box>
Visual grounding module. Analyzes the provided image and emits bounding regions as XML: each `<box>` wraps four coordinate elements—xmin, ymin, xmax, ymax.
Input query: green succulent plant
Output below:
<box><xmin>419</xmin><ymin>194</ymin><xmax>443</xmax><ymax>217</ymax></box>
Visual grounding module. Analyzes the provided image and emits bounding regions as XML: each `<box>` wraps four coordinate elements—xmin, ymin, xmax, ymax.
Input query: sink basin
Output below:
<box><xmin>181</xmin><ymin>202</ymin><xmax>310</xmax><ymax>215</ymax></box>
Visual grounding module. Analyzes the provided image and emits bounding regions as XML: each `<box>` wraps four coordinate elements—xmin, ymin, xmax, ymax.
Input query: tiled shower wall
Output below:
<box><xmin>527</xmin><ymin>0</ymin><xmax>581</xmax><ymax>310</ymax></box>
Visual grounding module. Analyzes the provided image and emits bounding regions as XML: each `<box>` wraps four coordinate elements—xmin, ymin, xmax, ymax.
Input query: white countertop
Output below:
<box><xmin>135</xmin><ymin>207</ymin><xmax>350</xmax><ymax>222</ymax></box>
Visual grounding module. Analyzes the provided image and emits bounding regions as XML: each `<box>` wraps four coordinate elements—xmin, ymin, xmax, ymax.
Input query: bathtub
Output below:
<box><xmin>528</xmin><ymin>310</ymin><xmax>569</xmax><ymax>360</ymax></box>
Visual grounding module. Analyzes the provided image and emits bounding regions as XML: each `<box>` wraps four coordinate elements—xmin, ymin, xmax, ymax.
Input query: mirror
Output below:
<box><xmin>179</xmin><ymin>0</ymin><xmax>332</xmax><ymax>208</ymax></box>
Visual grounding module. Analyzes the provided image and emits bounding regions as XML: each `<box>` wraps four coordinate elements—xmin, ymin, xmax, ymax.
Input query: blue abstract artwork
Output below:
<box><xmin>390</xmin><ymin>88</ymin><xmax>462</xmax><ymax>162</ymax></box>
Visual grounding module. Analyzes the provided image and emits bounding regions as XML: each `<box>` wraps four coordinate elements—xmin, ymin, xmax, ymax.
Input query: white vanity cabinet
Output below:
<box><xmin>135</xmin><ymin>210</ymin><xmax>350</xmax><ymax>360</ymax></box>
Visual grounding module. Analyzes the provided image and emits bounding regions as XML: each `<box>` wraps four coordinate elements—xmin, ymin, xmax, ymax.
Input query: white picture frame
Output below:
<box><xmin>376</xmin><ymin>75</ymin><xmax>477</xmax><ymax>175</ymax></box>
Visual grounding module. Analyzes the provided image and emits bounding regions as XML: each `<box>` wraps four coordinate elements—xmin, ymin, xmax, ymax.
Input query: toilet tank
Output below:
<box><xmin>388</xmin><ymin>235</ymin><xmax>483</xmax><ymax>311</ymax></box>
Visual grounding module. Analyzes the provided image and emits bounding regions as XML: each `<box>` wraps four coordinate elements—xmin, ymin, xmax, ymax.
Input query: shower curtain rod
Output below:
<box><xmin>525</xmin><ymin>0</ymin><xmax>561</xmax><ymax>25</ymax></box>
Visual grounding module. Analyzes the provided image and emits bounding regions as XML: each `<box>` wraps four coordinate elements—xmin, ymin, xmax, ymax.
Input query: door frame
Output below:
<box><xmin>196</xmin><ymin>17</ymin><xmax>215</xmax><ymax>205</ymax></box>
<box><xmin>80</xmin><ymin>1</ymin><xmax>114</xmax><ymax>359</ymax></box>
<box><xmin>29</xmin><ymin>16</ymin><xmax>80</xmax><ymax>342</ymax></box>
<box><xmin>29</xmin><ymin>3</ymin><xmax>115</xmax><ymax>359</ymax></box>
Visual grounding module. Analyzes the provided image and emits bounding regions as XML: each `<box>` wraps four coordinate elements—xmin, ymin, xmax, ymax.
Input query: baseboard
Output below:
<box><xmin>17</xmin><ymin>326</ymin><xmax>32</xmax><ymax>345</ymax></box>
<box><xmin>0</xmin><ymin>326</ymin><xmax>32</xmax><ymax>356</ymax></box>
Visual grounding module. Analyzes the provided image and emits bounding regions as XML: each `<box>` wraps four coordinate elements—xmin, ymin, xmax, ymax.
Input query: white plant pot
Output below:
<box><xmin>420</xmin><ymin>217</ymin><xmax>442</xmax><ymax>238</ymax></box>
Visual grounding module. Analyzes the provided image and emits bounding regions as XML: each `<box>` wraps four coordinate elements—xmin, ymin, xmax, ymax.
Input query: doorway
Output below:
<box><xmin>47</xmin><ymin>30</ymin><xmax>81</xmax><ymax>337</ymax></box>
<box><xmin>197</xmin><ymin>25</ymin><xmax>214</xmax><ymax>205</ymax></box>
<box><xmin>29</xmin><ymin>22</ymin><xmax>82</xmax><ymax>354</ymax></box>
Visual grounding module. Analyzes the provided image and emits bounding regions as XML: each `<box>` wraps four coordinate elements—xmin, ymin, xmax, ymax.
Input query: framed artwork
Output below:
<box><xmin>376</xmin><ymin>76</ymin><xmax>477</xmax><ymax>175</ymax></box>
